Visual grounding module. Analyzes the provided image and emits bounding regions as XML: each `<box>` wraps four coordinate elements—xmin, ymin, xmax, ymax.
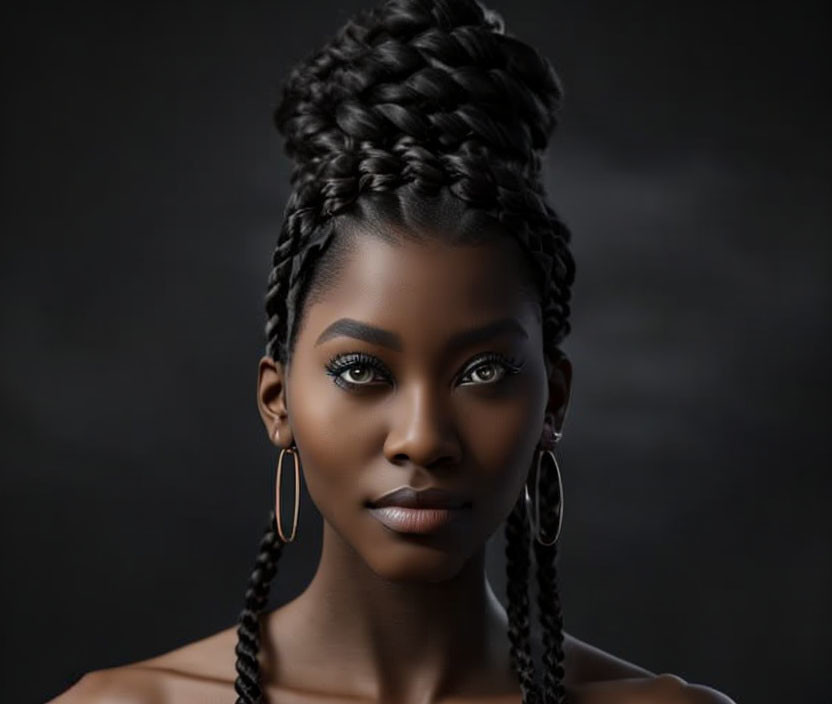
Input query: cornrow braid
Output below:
<box><xmin>234</xmin><ymin>511</ymin><xmax>285</xmax><ymax>704</ymax></box>
<box><xmin>265</xmin><ymin>149</ymin><xmax>574</xmax><ymax>364</ymax></box>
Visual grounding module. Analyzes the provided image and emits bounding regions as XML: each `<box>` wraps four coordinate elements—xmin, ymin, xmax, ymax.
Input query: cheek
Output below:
<box><xmin>287</xmin><ymin>369</ymin><xmax>343</xmax><ymax>508</ymax></box>
<box><xmin>459</xmin><ymin>377</ymin><xmax>546</xmax><ymax>511</ymax></box>
<box><xmin>286</xmin><ymin>367</ymin><xmax>380</xmax><ymax>516</ymax></box>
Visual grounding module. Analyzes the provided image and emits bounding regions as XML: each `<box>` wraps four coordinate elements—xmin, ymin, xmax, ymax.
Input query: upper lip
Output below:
<box><xmin>368</xmin><ymin>486</ymin><xmax>471</xmax><ymax>509</ymax></box>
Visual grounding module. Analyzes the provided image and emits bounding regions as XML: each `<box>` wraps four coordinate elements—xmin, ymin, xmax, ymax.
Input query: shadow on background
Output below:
<box><xmin>1</xmin><ymin>1</ymin><xmax>829</xmax><ymax>702</ymax></box>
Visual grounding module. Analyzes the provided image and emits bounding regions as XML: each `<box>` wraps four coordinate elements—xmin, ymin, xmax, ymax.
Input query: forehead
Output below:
<box><xmin>299</xmin><ymin>232</ymin><xmax>541</xmax><ymax>348</ymax></box>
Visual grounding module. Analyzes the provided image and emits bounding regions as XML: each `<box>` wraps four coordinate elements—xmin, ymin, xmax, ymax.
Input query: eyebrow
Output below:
<box><xmin>314</xmin><ymin>316</ymin><xmax>528</xmax><ymax>352</ymax></box>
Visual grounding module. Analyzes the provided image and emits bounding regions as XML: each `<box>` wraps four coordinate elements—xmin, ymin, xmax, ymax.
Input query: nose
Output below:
<box><xmin>382</xmin><ymin>381</ymin><xmax>462</xmax><ymax>469</ymax></box>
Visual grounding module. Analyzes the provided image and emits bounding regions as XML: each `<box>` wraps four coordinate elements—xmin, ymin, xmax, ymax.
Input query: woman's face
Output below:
<box><xmin>259</xmin><ymin>230</ymin><xmax>570</xmax><ymax>582</ymax></box>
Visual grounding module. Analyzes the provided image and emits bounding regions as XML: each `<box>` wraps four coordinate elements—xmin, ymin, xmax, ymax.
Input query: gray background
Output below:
<box><xmin>1</xmin><ymin>1</ymin><xmax>829</xmax><ymax>702</ymax></box>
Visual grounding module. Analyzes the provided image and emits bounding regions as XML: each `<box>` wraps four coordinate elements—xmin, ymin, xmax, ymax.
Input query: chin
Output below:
<box><xmin>361</xmin><ymin>542</ymin><xmax>472</xmax><ymax>583</ymax></box>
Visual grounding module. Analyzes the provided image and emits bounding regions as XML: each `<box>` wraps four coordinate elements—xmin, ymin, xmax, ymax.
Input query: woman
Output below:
<box><xmin>53</xmin><ymin>1</ymin><xmax>736</xmax><ymax>702</ymax></box>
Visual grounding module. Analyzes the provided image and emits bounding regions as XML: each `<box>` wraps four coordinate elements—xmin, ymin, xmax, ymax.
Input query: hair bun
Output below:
<box><xmin>275</xmin><ymin>0</ymin><xmax>563</xmax><ymax>184</ymax></box>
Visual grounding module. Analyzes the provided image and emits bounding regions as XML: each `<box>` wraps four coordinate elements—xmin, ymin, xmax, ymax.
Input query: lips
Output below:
<box><xmin>367</xmin><ymin>486</ymin><xmax>471</xmax><ymax>510</ymax></box>
<box><xmin>368</xmin><ymin>506</ymin><xmax>464</xmax><ymax>534</ymax></box>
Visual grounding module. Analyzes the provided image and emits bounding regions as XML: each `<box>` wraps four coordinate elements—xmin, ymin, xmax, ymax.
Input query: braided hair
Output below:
<box><xmin>235</xmin><ymin>1</ymin><xmax>575</xmax><ymax>702</ymax></box>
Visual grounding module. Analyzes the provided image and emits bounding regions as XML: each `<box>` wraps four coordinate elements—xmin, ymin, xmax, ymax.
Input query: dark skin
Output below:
<box><xmin>51</xmin><ymin>232</ymin><xmax>736</xmax><ymax>704</ymax></box>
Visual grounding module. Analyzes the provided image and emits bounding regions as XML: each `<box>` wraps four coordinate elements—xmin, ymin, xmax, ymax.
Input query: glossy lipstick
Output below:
<box><xmin>368</xmin><ymin>506</ymin><xmax>465</xmax><ymax>533</ymax></box>
<box><xmin>366</xmin><ymin>486</ymin><xmax>471</xmax><ymax>535</ymax></box>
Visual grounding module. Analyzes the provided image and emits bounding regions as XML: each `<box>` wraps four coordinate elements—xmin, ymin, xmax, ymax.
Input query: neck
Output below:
<box><xmin>264</xmin><ymin>520</ymin><xmax>519</xmax><ymax>704</ymax></box>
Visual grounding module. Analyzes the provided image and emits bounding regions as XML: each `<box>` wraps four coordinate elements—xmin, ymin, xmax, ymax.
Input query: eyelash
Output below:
<box><xmin>324</xmin><ymin>351</ymin><xmax>525</xmax><ymax>392</ymax></box>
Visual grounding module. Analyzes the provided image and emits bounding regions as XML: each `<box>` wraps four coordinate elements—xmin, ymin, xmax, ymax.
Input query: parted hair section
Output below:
<box><xmin>236</xmin><ymin>1</ymin><xmax>573</xmax><ymax>703</ymax></box>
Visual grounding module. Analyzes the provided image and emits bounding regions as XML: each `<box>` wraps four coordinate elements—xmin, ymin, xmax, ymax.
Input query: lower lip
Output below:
<box><xmin>368</xmin><ymin>506</ymin><xmax>468</xmax><ymax>534</ymax></box>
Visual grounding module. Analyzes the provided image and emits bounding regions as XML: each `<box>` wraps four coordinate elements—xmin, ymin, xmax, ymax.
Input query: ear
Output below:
<box><xmin>256</xmin><ymin>355</ymin><xmax>294</xmax><ymax>448</ymax></box>
<box><xmin>541</xmin><ymin>351</ymin><xmax>572</xmax><ymax>450</ymax></box>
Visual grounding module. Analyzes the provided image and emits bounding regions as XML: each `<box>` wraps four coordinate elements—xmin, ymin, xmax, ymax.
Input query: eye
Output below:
<box><xmin>325</xmin><ymin>351</ymin><xmax>524</xmax><ymax>392</ymax></box>
<box><xmin>458</xmin><ymin>353</ymin><xmax>524</xmax><ymax>386</ymax></box>
<box><xmin>325</xmin><ymin>352</ymin><xmax>391</xmax><ymax>391</ymax></box>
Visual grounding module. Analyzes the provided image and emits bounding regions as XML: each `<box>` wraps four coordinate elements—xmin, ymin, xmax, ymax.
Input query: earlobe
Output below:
<box><xmin>256</xmin><ymin>355</ymin><xmax>293</xmax><ymax>447</ymax></box>
<box><xmin>543</xmin><ymin>352</ymin><xmax>572</xmax><ymax>445</ymax></box>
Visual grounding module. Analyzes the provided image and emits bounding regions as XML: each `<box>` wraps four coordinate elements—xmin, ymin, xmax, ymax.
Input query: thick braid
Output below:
<box><xmin>505</xmin><ymin>495</ymin><xmax>541</xmax><ymax>704</ymax></box>
<box><xmin>234</xmin><ymin>510</ymin><xmax>286</xmax><ymax>704</ymax></box>
<box><xmin>257</xmin><ymin>1</ymin><xmax>576</xmax><ymax>700</ymax></box>
<box><xmin>278</xmin><ymin>1</ymin><xmax>559</xmax><ymax>169</ymax></box>
<box><xmin>532</xmin><ymin>464</ymin><xmax>567</xmax><ymax>704</ymax></box>
<box><xmin>264</xmin><ymin>180</ymin><xmax>330</xmax><ymax>362</ymax></box>
<box><xmin>266</xmin><ymin>0</ymin><xmax>574</xmax><ymax>367</ymax></box>
<box><xmin>266</xmin><ymin>152</ymin><xmax>574</xmax><ymax>363</ymax></box>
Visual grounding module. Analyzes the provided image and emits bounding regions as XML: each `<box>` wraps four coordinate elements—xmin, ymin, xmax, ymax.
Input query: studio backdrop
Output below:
<box><xmin>1</xmin><ymin>1</ymin><xmax>829</xmax><ymax>703</ymax></box>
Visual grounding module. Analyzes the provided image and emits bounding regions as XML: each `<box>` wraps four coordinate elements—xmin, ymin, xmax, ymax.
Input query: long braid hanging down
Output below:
<box><xmin>505</xmin><ymin>495</ymin><xmax>542</xmax><ymax>704</ymax></box>
<box><xmin>234</xmin><ymin>511</ymin><xmax>284</xmax><ymax>704</ymax></box>
<box><xmin>235</xmin><ymin>1</ymin><xmax>575</xmax><ymax>702</ymax></box>
<box><xmin>533</xmin><ymin>461</ymin><xmax>568</xmax><ymax>704</ymax></box>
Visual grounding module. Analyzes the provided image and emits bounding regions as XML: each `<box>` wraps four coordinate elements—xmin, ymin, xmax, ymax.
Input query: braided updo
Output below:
<box><xmin>236</xmin><ymin>1</ymin><xmax>574</xmax><ymax>703</ymax></box>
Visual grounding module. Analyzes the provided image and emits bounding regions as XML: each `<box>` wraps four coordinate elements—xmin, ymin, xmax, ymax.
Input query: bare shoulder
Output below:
<box><xmin>562</xmin><ymin>632</ymin><xmax>737</xmax><ymax>704</ymax></box>
<box><xmin>128</xmin><ymin>621</ymin><xmax>240</xmax><ymax>680</ymax></box>
<box><xmin>562</xmin><ymin>630</ymin><xmax>654</xmax><ymax>685</ymax></box>
<box><xmin>47</xmin><ymin>667</ymin><xmax>166</xmax><ymax>704</ymax></box>
<box><xmin>47</xmin><ymin>624</ymin><xmax>239</xmax><ymax>703</ymax></box>
<box><xmin>568</xmin><ymin>674</ymin><xmax>738</xmax><ymax>704</ymax></box>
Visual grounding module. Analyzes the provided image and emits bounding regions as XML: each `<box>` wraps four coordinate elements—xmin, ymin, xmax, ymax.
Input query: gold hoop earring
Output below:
<box><xmin>275</xmin><ymin>445</ymin><xmax>300</xmax><ymax>543</ymax></box>
<box><xmin>524</xmin><ymin>446</ymin><xmax>564</xmax><ymax>546</ymax></box>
